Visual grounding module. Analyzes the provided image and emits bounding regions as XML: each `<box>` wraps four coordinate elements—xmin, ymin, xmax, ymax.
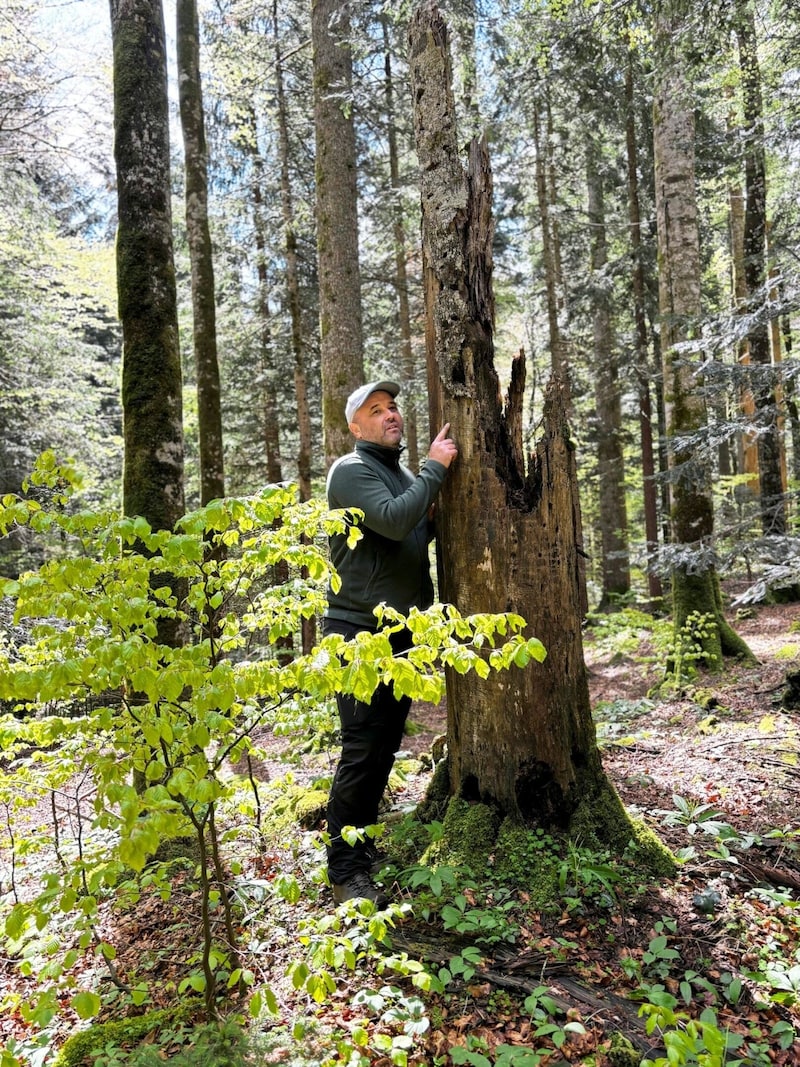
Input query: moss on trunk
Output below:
<box><xmin>420</xmin><ymin>787</ymin><xmax>676</xmax><ymax>910</ymax></box>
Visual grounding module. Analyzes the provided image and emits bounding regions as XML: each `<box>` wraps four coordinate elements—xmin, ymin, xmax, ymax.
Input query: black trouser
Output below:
<box><xmin>323</xmin><ymin>618</ymin><xmax>412</xmax><ymax>884</ymax></box>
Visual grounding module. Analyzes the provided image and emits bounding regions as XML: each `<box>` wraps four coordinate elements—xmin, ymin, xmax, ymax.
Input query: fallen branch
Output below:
<box><xmin>386</xmin><ymin>926</ymin><xmax>663</xmax><ymax>1059</ymax></box>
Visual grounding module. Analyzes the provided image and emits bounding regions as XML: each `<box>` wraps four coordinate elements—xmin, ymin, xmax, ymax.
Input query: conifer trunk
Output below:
<box><xmin>625</xmin><ymin>58</ymin><xmax>662</xmax><ymax>604</ymax></box>
<box><xmin>728</xmin><ymin>177</ymin><xmax>756</xmax><ymax>483</ymax></box>
<box><xmin>246</xmin><ymin>104</ymin><xmax>283</xmax><ymax>484</ymax></box>
<box><xmin>273</xmin><ymin>0</ymin><xmax>313</xmax><ymax>504</ymax></box>
<box><xmin>382</xmin><ymin>17</ymin><xmax>420</xmax><ymax>471</ymax></box>
<box><xmin>735</xmin><ymin>0</ymin><xmax>786</xmax><ymax>536</ymax></box>
<box><xmin>274</xmin><ymin>0</ymin><xmax>315</xmax><ymax>652</ymax></box>
<box><xmin>532</xmin><ymin>94</ymin><xmax>566</xmax><ymax>379</ymax></box>
<box><xmin>586</xmin><ymin>132</ymin><xmax>630</xmax><ymax>608</ymax></box>
<box><xmin>312</xmin><ymin>0</ymin><xmax>364</xmax><ymax>466</ymax></box>
<box><xmin>653</xmin><ymin>0</ymin><xmax>751</xmax><ymax>664</ymax></box>
<box><xmin>176</xmin><ymin>0</ymin><xmax>224</xmax><ymax>504</ymax></box>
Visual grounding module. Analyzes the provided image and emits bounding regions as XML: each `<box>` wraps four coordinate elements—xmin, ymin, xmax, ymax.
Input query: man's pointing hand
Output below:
<box><xmin>428</xmin><ymin>423</ymin><xmax>458</xmax><ymax>468</ymax></box>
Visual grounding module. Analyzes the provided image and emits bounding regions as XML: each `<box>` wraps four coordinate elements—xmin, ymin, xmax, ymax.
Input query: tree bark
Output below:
<box><xmin>531</xmin><ymin>93</ymin><xmax>566</xmax><ymax>379</ymax></box>
<box><xmin>273</xmin><ymin>0</ymin><xmax>313</xmax><ymax>504</ymax></box>
<box><xmin>382</xmin><ymin>17</ymin><xmax>420</xmax><ymax>471</ymax></box>
<box><xmin>735</xmin><ymin>0</ymin><xmax>786</xmax><ymax>536</ymax></box>
<box><xmin>273</xmin><ymin>0</ymin><xmax>315</xmax><ymax>653</ymax></box>
<box><xmin>245</xmin><ymin>103</ymin><xmax>283</xmax><ymax>485</ymax></box>
<box><xmin>176</xmin><ymin>0</ymin><xmax>224</xmax><ymax>505</ymax></box>
<box><xmin>586</xmin><ymin>131</ymin><xmax>630</xmax><ymax>608</ymax></box>
<box><xmin>448</xmin><ymin>0</ymin><xmax>480</xmax><ymax>139</ymax></box>
<box><xmin>625</xmin><ymin>57</ymin><xmax>662</xmax><ymax>604</ymax></box>
<box><xmin>110</xmin><ymin>0</ymin><xmax>185</xmax><ymax>532</ymax></box>
<box><xmin>409</xmin><ymin>5</ymin><xmax>612</xmax><ymax>828</ymax></box>
<box><xmin>779</xmin><ymin>280</ymin><xmax>800</xmax><ymax>486</ymax></box>
<box><xmin>728</xmin><ymin>178</ymin><xmax>758</xmax><ymax>485</ymax></box>
<box><xmin>312</xmin><ymin>0</ymin><xmax>364</xmax><ymax>466</ymax></box>
<box><xmin>653</xmin><ymin>0</ymin><xmax>751</xmax><ymax>665</ymax></box>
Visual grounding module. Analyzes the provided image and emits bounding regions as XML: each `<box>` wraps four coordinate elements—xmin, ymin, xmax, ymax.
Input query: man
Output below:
<box><xmin>324</xmin><ymin>380</ymin><xmax>458</xmax><ymax>906</ymax></box>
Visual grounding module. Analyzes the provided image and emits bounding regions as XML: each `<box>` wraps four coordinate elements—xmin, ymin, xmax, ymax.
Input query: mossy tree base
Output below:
<box><xmin>419</xmin><ymin>763</ymin><xmax>675</xmax><ymax>905</ymax></box>
<box><xmin>671</xmin><ymin>568</ymin><xmax>754</xmax><ymax>670</ymax></box>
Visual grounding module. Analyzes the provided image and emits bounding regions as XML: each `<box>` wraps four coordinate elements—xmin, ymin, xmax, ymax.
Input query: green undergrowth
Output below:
<box><xmin>2</xmin><ymin>460</ymin><xmax>799</xmax><ymax>1065</ymax></box>
<box><xmin>52</xmin><ymin>1006</ymin><xmax>217</xmax><ymax>1067</ymax></box>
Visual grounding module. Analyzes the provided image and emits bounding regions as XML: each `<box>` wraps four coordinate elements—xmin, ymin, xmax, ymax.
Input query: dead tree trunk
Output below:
<box><xmin>408</xmin><ymin>5</ymin><xmax>611</xmax><ymax>829</ymax></box>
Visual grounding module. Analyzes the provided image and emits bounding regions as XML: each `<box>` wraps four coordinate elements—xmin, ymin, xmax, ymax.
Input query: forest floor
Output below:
<box><xmin>3</xmin><ymin>597</ymin><xmax>800</xmax><ymax>1066</ymax></box>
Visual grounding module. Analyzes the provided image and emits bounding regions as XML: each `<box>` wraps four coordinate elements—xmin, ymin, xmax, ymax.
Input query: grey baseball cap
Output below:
<box><xmin>345</xmin><ymin>380</ymin><xmax>401</xmax><ymax>424</ymax></box>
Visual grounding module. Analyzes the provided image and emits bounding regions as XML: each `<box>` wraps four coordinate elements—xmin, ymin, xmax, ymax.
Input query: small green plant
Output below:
<box><xmin>645</xmin><ymin>611</ymin><xmax>720</xmax><ymax>691</ymax></box>
<box><xmin>522</xmin><ymin>985</ymin><xmax>586</xmax><ymax>1057</ymax></box>
<box><xmin>679</xmin><ymin>970</ymin><xmax>720</xmax><ymax>1006</ymax></box>
<box><xmin>440</xmin><ymin>891</ymin><xmax>518</xmax><ymax>946</ymax></box>
<box><xmin>450</xmin><ymin>1034</ymin><xmax>492</xmax><ymax>1066</ymax></box>
<box><xmin>583</xmin><ymin>607</ymin><xmax>669</xmax><ymax>661</ymax></box>
<box><xmin>763</xmin><ymin>825</ymin><xmax>800</xmax><ymax>864</ymax></box>
<box><xmin>640</xmin><ymin>995</ymin><xmax>746</xmax><ymax>1066</ymax></box>
<box><xmin>492</xmin><ymin>825</ymin><xmax>562</xmax><ymax>905</ymax></box>
<box><xmin>718</xmin><ymin>972</ymin><xmax>743</xmax><ymax>1007</ymax></box>
<box><xmin>351</xmin><ymin>985</ymin><xmax>431</xmax><ymax>1065</ymax></box>
<box><xmin>641</xmin><ymin>923</ymin><xmax>681</xmax><ymax>981</ymax></box>
<box><xmin>638</xmin><ymin>986</ymin><xmax>795</xmax><ymax>1067</ymax></box>
<box><xmin>557</xmin><ymin>841</ymin><xmax>621</xmax><ymax>912</ymax></box>
<box><xmin>487</xmin><ymin>989</ymin><xmax>518</xmax><ymax>1016</ymax></box>
<box><xmin>746</xmin><ymin>955</ymin><xmax>800</xmax><ymax>1007</ymax></box>
<box><xmin>435</xmin><ymin>946</ymin><xmax>484</xmax><ymax>990</ymax></box>
<box><xmin>657</xmin><ymin>795</ymin><xmax>735</xmax><ymax>839</ymax></box>
<box><xmin>593</xmin><ymin>697</ymin><xmax>654</xmax><ymax>744</ymax></box>
<box><xmin>401</xmin><ymin>862</ymin><xmax>460</xmax><ymax>912</ymax></box>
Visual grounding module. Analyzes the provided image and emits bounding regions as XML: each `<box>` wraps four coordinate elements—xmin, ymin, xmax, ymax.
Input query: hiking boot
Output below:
<box><xmin>331</xmin><ymin>871</ymin><xmax>389</xmax><ymax>909</ymax></box>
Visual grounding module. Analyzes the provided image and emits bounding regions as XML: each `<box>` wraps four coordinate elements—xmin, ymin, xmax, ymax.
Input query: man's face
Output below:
<box><xmin>349</xmin><ymin>390</ymin><xmax>404</xmax><ymax>448</ymax></box>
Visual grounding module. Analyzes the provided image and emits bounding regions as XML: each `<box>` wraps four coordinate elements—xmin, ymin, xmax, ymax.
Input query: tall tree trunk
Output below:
<box><xmin>312</xmin><ymin>0</ymin><xmax>364</xmax><ymax>466</ymax></box>
<box><xmin>586</xmin><ymin>132</ymin><xmax>630</xmax><ymax>608</ymax></box>
<box><xmin>728</xmin><ymin>179</ymin><xmax>758</xmax><ymax>486</ymax></box>
<box><xmin>110</xmin><ymin>0</ymin><xmax>186</xmax><ymax>778</ymax></box>
<box><xmin>245</xmin><ymin>105</ymin><xmax>291</xmax><ymax>655</ymax></box>
<box><xmin>778</xmin><ymin>279</ymin><xmax>800</xmax><ymax>485</ymax></box>
<box><xmin>736</xmin><ymin>0</ymin><xmax>785</xmax><ymax>536</ymax></box>
<box><xmin>382</xmin><ymin>17</ymin><xmax>420</xmax><ymax>471</ymax></box>
<box><xmin>409</xmin><ymin>5</ymin><xmax>625</xmax><ymax>835</ymax></box>
<box><xmin>653</xmin><ymin>0</ymin><xmax>750</xmax><ymax>665</ymax></box>
<box><xmin>531</xmin><ymin>94</ymin><xmax>566</xmax><ymax>379</ymax></box>
<box><xmin>110</xmin><ymin>0</ymin><xmax>185</xmax><ymax>533</ymax></box>
<box><xmin>273</xmin><ymin>0</ymin><xmax>315</xmax><ymax>653</ymax></box>
<box><xmin>546</xmin><ymin>94</ymin><xmax>567</xmax><ymax>355</ymax></box>
<box><xmin>273</xmin><ymin>0</ymin><xmax>313</xmax><ymax>504</ymax></box>
<box><xmin>766</xmin><ymin>240</ymin><xmax>789</xmax><ymax>504</ymax></box>
<box><xmin>625</xmin><ymin>58</ymin><xmax>662</xmax><ymax>604</ymax></box>
<box><xmin>738</xmin><ymin>7</ymin><xmax>785</xmax><ymax>537</ymax></box>
<box><xmin>246</xmin><ymin>104</ymin><xmax>283</xmax><ymax>484</ymax></box>
<box><xmin>176</xmin><ymin>0</ymin><xmax>224</xmax><ymax>505</ymax></box>
<box><xmin>449</xmin><ymin>0</ymin><xmax>480</xmax><ymax>138</ymax></box>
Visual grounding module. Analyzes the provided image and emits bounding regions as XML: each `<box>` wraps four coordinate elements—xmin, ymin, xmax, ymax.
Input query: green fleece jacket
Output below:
<box><xmin>324</xmin><ymin>440</ymin><xmax>448</xmax><ymax>629</ymax></box>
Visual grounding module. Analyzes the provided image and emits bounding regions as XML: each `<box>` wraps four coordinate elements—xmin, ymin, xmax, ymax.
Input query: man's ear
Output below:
<box><xmin>349</xmin><ymin>420</ymin><xmax>362</xmax><ymax>439</ymax></box>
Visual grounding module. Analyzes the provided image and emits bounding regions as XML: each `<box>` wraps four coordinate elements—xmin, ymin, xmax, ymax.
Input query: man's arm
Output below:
<box><xmin>330</xmin><ymin>425</ymin><xmax>458</xmax><ymax>541</ymax></box>
<box><xmin>329</xmin><ymin>459</ymin><xmax>447</xmax><ymax>540</ymax></box>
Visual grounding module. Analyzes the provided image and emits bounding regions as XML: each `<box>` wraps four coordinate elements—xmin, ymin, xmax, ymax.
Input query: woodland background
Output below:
<box><xmin>3</xmin><ymin>0</ymin><xmax>800</xmax><ymax>1065</ymax></box>
<box><xmin>2</xmin><ymin>0</ymin><xmax>798</xmax><ymax>601</ymax></box>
